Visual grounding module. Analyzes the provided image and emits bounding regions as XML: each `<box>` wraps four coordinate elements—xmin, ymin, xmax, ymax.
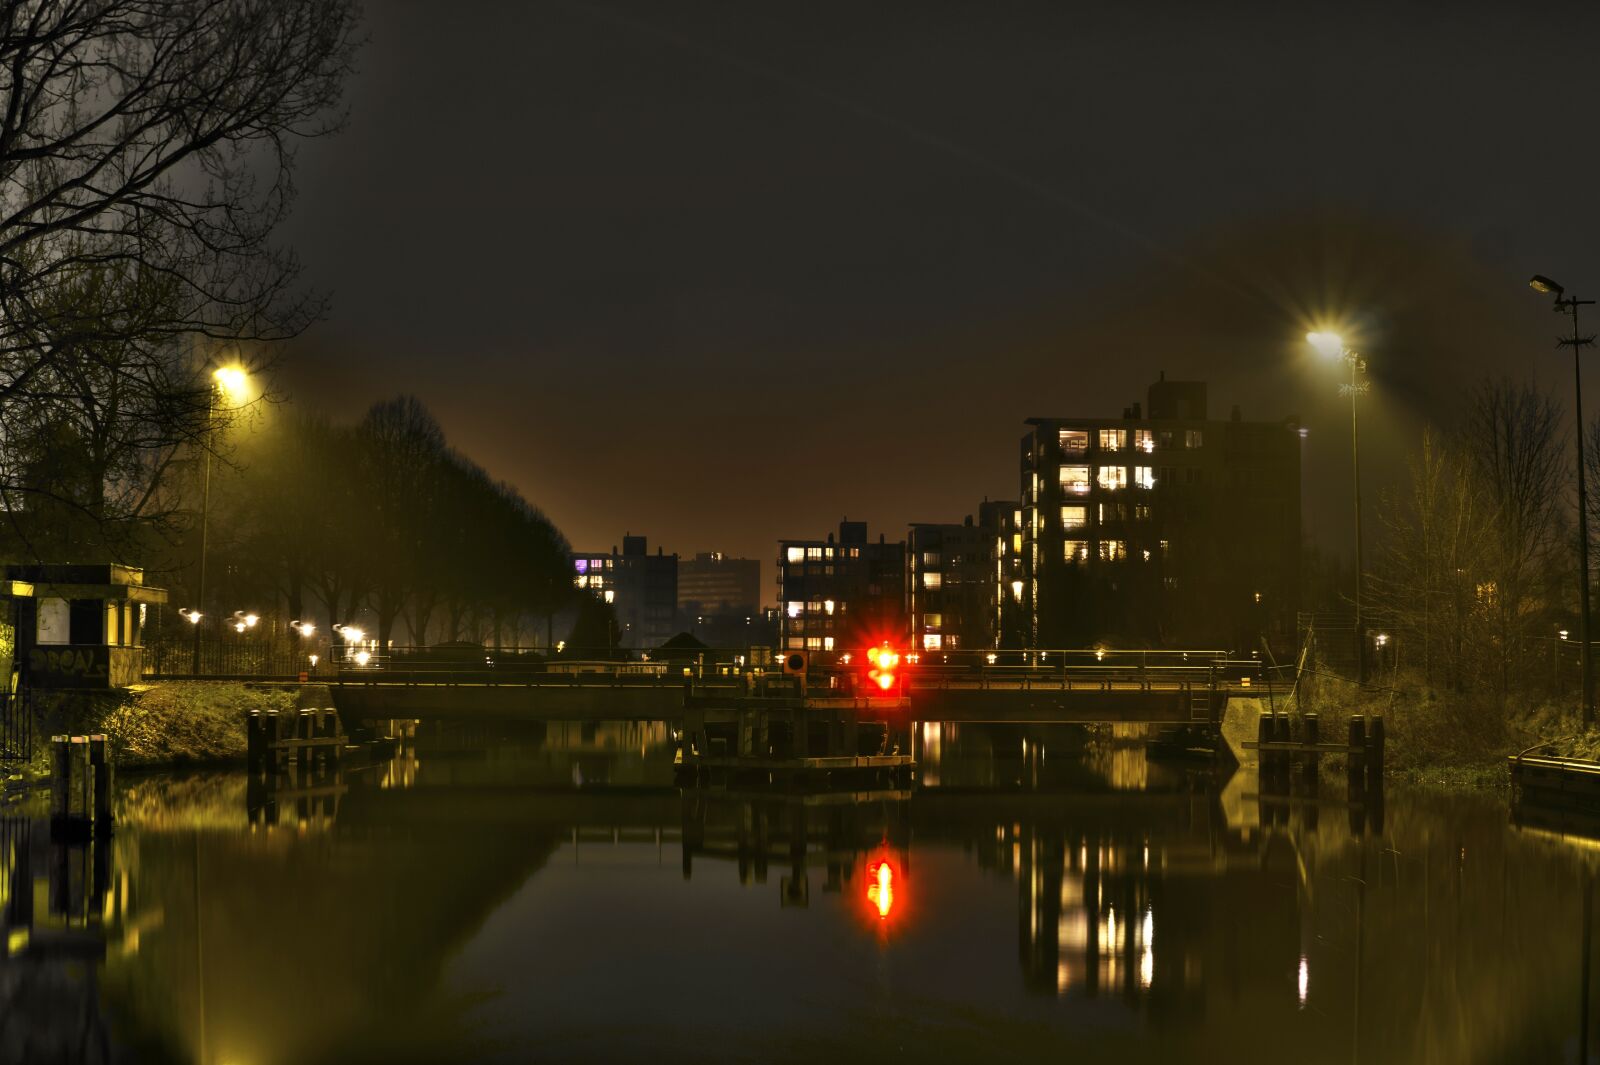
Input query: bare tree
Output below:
<box><xmin>1461</xmin><ymin>379</ymin><xmax>1569</xmax><ymax>695</ymax></box>
<box><xmin>0</xmin><ymin>0</ymin><xmax>360</xmax><ymax>546</ymax></box>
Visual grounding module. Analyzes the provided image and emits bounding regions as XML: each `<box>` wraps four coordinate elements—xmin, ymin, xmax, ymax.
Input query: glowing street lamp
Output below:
<box><xmin>181</xmin><ymin>608</ymin><xmax>203</xmax><ymax>625</ymax></box>
<box><xmin>1307</xmin><ymin>330</ymin><xmax>1370</xmax><ymax>683</ymax></box>
<box><xmin>1529</xmin><ymin>275</ymin><xmax>1596</xmax><ymax>724</ymax></box>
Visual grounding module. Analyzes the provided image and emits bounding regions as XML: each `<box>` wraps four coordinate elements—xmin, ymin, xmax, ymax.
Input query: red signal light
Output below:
<box><xmin>865</xmin><ymin>641</ymin><xmax>900</xmax><ymax>695</ymax></box>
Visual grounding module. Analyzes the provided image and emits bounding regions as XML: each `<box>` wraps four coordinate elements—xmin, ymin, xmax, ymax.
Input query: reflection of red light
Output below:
<box><xmin>868</xmin><ymin>858</ymin><xmax>895</xmax><ymax>919</ymax></box>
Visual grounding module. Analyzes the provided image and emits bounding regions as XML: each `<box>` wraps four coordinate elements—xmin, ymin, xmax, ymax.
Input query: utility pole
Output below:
<box><xmin>1531</xmin><ymin>275</ymin><xmax>1595</xmax><ymax>725</ymax></box>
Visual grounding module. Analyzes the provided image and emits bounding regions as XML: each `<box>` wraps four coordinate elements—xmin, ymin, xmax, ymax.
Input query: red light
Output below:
<box><xmin>864</xmin><ymin>641</ymin><xmax>900</xmax><ymax>695</ymax></box>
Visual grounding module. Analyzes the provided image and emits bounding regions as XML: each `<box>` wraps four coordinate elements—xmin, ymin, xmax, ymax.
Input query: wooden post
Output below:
<box><xmin>246</xmin><ymin>710</ymin><xmax>263</xmax><ymax>772</ymax></box>
<box><xmin>1304</xmin><ymin>712</ymin><xmax>1321</xmax><ymax>777</ymax></box>
<box><xmin>50</xmin><ymin>735</ymin><xmax>70</xmax><ymax>823</ymax></box>
<box><xmin>88</xmin><ymin>734</ymin><xmax>112</xmax><ymax>830</ymax></box>
<box><xmin>1366</xmin><ymin>715</ymin><xmax>1385</xmax><ymax>791</ymax></box>
<box><xmin>1257</xmin><ymin>712</ymin><xmax>1273</xmax><ymax>778</ymax></box>
<box><xmin>1347</xmin><ymin>715</ymin><xmax>1366</xmax><ymax>799</ymax></box>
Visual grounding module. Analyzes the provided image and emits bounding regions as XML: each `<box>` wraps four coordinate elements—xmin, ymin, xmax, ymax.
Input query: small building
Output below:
<box><xmin>907</xmin><ymin>517</ymin><xmax>997</xmax><ymax>655</ymax></box>
<box><xmin>6</xmin><ymin>564</ymin><xmax>168</xmax><ymax>688</ymax></box>
<box><xmin>571</xmin><ymin>535</ymin><xmax>679</xmax><ymax>650</ymax></box>
<box><xmin>776</xmin><ymin>521</ymin><xmax>906</xmax><ymax>654</ymax></box>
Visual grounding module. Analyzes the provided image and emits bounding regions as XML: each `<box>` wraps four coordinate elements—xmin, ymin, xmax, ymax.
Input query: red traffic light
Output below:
<box><xmin>865</xmin><ymin>641</ymin><xmax>901</xmax><ymax>694</ymax></box>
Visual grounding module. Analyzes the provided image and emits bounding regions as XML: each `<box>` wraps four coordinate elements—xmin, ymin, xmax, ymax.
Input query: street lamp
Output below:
<box><xmin>1530</xmin><ymin>275</ymin><xmax>1596</xmax><ymax>724</ymax></box>
<box><xmin>1307</xmin><ymin>331</ymin><xmax>1370</xmax><ymax>683</ymax></box>
<box><xmin>192</xmin><ymin>364</ymin><xmax>252</xmax><ymax>673</ymax></box>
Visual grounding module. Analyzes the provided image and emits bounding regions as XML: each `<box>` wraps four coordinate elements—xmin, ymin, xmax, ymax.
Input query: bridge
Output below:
<box><xmin>227</xmin><ymin>648</ymin><xmax>1274</xmax><ymax>727</ymax></box>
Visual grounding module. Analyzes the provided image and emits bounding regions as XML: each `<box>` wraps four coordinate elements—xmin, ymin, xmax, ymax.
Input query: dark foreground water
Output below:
<box><xmin>2</xmin><ymin>721</ymin><xmax>1595</xmax><ymax>1065</ymax></box>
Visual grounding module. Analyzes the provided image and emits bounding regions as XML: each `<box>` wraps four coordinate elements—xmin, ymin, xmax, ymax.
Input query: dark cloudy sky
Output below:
<box><xmin>276</xmin><ymin>0</ymin><xmax>1600</xmax><ymax>599</ymax></box>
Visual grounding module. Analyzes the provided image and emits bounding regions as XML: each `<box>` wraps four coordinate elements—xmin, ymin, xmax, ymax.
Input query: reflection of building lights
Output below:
<box><xmin>1140</xmin><ymin>946</ymin><xmax>1153</xmax><ymax>989</ymax></box>
<box><xmin>1298</xmin><ymin>954</ymin><xmax>1309</xmax><ymax>1008</ymax></box>
<box><xmin>354</xmin><ymin>650</ymin><xmax>372</xmax><ymax>667</ymax></box>
<box><xmin>868</xmin><ymin>859</ymin><xmax>895</xmax><ymax>919</ymax></box>
<box><xmin>986</xmin><ymin>652</ymin><xmax>997</xmax><ymax>664</ymax></box>
<box><xmin>308</xmin><ymin>654</ymin><xmax>319</xmax><ymax>668</ymax></box>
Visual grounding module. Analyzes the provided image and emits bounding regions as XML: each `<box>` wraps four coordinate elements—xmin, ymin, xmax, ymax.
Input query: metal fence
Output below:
<box><xmin>0</xmin><ymin>689</ymin><xmax>33</xmax><ymax>764</ymax></box>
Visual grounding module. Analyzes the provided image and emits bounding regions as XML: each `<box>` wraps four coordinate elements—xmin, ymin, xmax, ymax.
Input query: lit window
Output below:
<box><xmin>1135</xmin><ymin>504</ymin><xmax>1151</xmax><ymax>520</ymax></box>
<box><xmin>1060</xmin><ymin>465</ymin><xmax>1091</xmax><ymax>494</ymax></box>
<box><xmin>786</xmin><ymin>637</ymin><xmax>804</xmax><ymax>649</ymax></box>
<box><xmin>786</xmin><ymin>547</ymin><xmax>804</xmax><ymax>564</ymax></box>
<box><xmin>924</xmin><ymin>613</ymin><xmax>943</xmax><ymax>630</ymax></box>
<box><xmin>1011</xmin><ymin>580</ymin><xmax>1024</xmax><ymax>602</ymax></box>
<box><xmin>786</xmin><ymin>601</ymin><xmax>803</xmax><ymax>618</ymax></box>
<box><xmin>590</xmin><ymin>576</ymin><xmax>604</xmax><ymax>589</ymax></box>
<box><xmin>923</xmin><ymin>634</ymin><xmax>943</xmax><ymax>651</ymax></box>
<box><xmin>1099</xmin><ymin>428</ymin><xmax>1125</xmax><ymax>451</ymax></box>
<box><xmin>605</xmin><ymin>559</ymin><xmax>613</xmax><ymax>569</ymax></box>
<box><xmin>1134</xmin><ymin>429</ymin><xmax>1154</xmax><ymax>453</ymax></box>
<box><xmin>1097</xmin><ymin>466</ymin><xmax>1127</xmax><ymax>490</ymax></box>
<box><xmin>923</xmin><ymin>572</ymin><xmax>942</xmax><ymax>589</ymax></box>
<box><xmin>604</xmin><ymin>589</ymin><xmax>615</xmax><ymax>603</ymax></box>
<box><xmin>1060</xmin><ymin>429</ymin><xmax>1088</xmax><ymax>452</ymax></box>
<box><xmin>575</xmin><ymin>575</ymin><xmax>589</xmax><ymax>588</ymax></box>
<box><xmin>1135</xmin><ymin>466</ymin><xmax>1155</xmax><ymax>489</ymax></box>
<box><xmin>824</xmin><ymin>599</ymin><xmax>835</xmax><ymax>615</ymax></box>
<box><xmin>1064</xmin><ymin>540</ymin><xmax>1089</xmax><ymax>563</ymax></box>
<box><xmin>823</xmin><ymin>636</ymin><xmax>835</xmax><ymax>651</ymax></box>
<box><xmin>1099</xmin><ymin>540</ymin><xmax>1128</xmax><ymax>561</ymax></box>
<box><xmin>807</xmin><ymin>546</ymin><xmax>824</xmax><ymax>560</ymax></box>
<box><xmin>1012</xmin><ymin>532</ymin><xmax>1023</xmax><ymax>553</ymax></box>
<box><xmin>1062</xmin><ymin>505</ymin><xmax>1087</xmax><ymax>530</ymax></box>
<box><xmin>806</xmin><ymin>637</ymin><xmax>823</xmax><ymax>650</ymax></box>
<box><xmin>1159</xmin><ymin>539</ymin><xmax>1171</xmax><ymax>555</ymax></box>
<box><xmin>1185</xmin><ymin>429</ymin><xmax>1203</xmax><ymax>449</ymax></box>
<box><xmin>808</xmin><ymin>600</ymin><xmax>823</xmax><ymax>613</ymax></box>
<box><xmin>922</xmin><ymin>551</ymin><xmax>940</xmax><ymax>566</ymax></box>
<box><xmin>825</xmin><ymin>547</ymin><xmax>834</xmax><ymax>559</ymax></box>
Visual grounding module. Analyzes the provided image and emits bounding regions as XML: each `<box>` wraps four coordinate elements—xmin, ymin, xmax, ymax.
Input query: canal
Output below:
<box><xmin>2</xmin><ymin>721</ymin><xmax>1593</xmax><ymax>1064</ymax></box>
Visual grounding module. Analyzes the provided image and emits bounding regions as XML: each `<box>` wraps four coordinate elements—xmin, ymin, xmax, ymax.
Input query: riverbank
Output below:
<box><xmin>20</xmin><ymin>681</ymin><xmax>293</xmax><ymax>781</ymax></box>
<box><xmin>1284</xmin><ymin>666</ymin><xmax>1590</xmax><ymax>788</ymax></box>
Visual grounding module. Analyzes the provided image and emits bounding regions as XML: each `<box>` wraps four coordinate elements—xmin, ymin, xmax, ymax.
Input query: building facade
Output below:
<box><xmin>677</xmin><ymin>552</ymin><xmax>760</xmax><ymax>615</ymax></box>
<box><xmin>572</xmin><ymin>535</ymin><xmax>678</xmax><ymax>650</ymax></box>
<box><xmin>907</xmin><ymin>517</ymin><xmax>998</xmax><ymax>654</ymax></box>
<box><xmin>1018</xmin><ymin>376</ymin><xmax>1300</xmax><ymax>650</ymax></box>
<box><xmin>776</xmin><ymin>521</ymin><xmax>906</xmax><ymax>653</ymax></box>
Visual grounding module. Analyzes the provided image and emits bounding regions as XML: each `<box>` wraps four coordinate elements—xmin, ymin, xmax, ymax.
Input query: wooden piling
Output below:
<box><xmin>1347</xmin><ymin>715</ymin><xmax>1367</xmax><ymax>797</ymax></box>
<box><xmin>1304</xmin><ymin>712</ymin><xmax>1321</xmax><ymax>776</ymax></box>
<box><xmin>88</xmin><ymin>734</ymin><xmax>112</xmax><ymax>830</ymax></box>
<box><xmin>1366</xmin><ymin>715</ymin><xmax>1385</xmax><ymax>788</ymax></box>
<box><xmin>50</xmin><ymin>736</ymin><xmax>70</xmax><ymax>822</ymax></box>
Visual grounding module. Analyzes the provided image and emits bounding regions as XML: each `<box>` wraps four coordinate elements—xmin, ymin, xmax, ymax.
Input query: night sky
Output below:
<box><xmin>276</xmin><ymin>0</ymin><xmax>1600</xmax><ymax>598</ymax></box>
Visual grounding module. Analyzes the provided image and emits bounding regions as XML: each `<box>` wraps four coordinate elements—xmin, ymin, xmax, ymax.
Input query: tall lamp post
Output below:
<box><xmin>1530</xmin><ymin>275</ymin><xmax>1595</xmax><ymax>725</ymax></box>
<box><xmin>1308</xmin><ymin>331</ymin><xmax>1370</xmax><ymax>683</ymax></box>
<box><xmin>191</xmin><ymin>365</ymin><xmax>251</xmax><ymax>675</ymax></box>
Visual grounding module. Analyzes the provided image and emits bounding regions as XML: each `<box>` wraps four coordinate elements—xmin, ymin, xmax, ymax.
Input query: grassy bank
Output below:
<box><xmin>24</xmin><ymin>681</ymin><xmax>295</xmax><ymax>777</ymax></box>
<box><xmin>1285</xmin><ymin>665</ymin><xmax>1589</xmax><ymax>786</ymax></box>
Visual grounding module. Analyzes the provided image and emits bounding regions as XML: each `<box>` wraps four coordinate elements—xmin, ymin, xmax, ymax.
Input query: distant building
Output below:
<box><xmin>572</xmin><ymin>535</ymin><xmax>678</xmax><ymax>650</ymax></box>
<box><xmin>677</xmin><ymin>552</ymin><xmax>760</xmax><ymax>615</ymax></box>
<box><xmin>980</xmin><ymin>499</ymin><xmax>1029</xmax><ymax>649</ymax></box>
<box><xmin>673</xmin><ymin>552</ymin><xmax>765</xmax><ymax>648</ymax></box>
<box><xmin>907</xmin><ymin>517</ymin><xmax>997</xmax><ymax>654</ymax></box>
<box><xmin>1018</xmin><ymin>375</ymin><xmax>1300</xmax><ymax>649</ymax></box>
<box><xmin>776</xmin><ymin>520</ymin><xmax>906</xmax><ymax>653</ymax></box>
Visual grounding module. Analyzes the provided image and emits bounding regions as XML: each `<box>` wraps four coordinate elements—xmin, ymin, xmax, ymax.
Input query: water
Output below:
<box><xmin>2</xmin><ymin>721</ymin><xmax>1595</xmax><ymax>1064</ymax></box>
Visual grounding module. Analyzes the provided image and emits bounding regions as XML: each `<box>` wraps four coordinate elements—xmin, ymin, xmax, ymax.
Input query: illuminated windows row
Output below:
<box><xmin>785</xmin><ymin>636</ymin><xmax>838</xmax><ymax>651</ymax></box>
<box><xmin>1064</xmin><ymin>540</ymin><xmax>1169</xmax><ymax>562</ymax></box>
<box><xmin>1059</xmin><ymin>428</ymin><xmax>1200</xmax><ymax>453</ymax></box>
<box><xmin>1059</xmin><ymin>466</ymin><xmax>1156</xmax><ymax>493</ymax></box>
<box><xmin>1061</xmin><ymin>503</ymin><xmax>1154</xmax><ymax>529</ymax></box>
<box><xmin>784</xmin><ymin>599</ymin><xmax>839</xmax><ymax>618</ymax></box>
<box><xmin>784</xmin><ymin>546</ymin><xmax>863</xmax><ymax>564</ymax></box>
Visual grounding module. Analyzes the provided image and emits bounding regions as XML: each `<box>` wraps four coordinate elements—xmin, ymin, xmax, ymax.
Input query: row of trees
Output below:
<box><xmin>0</xmin><ymin>4</ymin><xmax>587</xmax><ymax>652</ymax></box>
<box><xmin>214</xmin><ymin>396</ymin><xmax>576</xmax><ymax>649</ymax></box>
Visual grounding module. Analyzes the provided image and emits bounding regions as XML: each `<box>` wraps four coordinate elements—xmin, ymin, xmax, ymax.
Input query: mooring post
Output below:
<box><xmin>246</xmin><ymin>710</ymin><xmax>263</xmax><ymax>773</ymax></box>
<box><xmin>1347</xmin><ymin>715</ymin><xmax>1367</xmax><ymax>798</ymax></box>
<box><xmin>88</xmin><ymin>734</ymin><xmax>112</xmax><ymax>831</ymax></box>
<box><xmin>1366</xmin><ymin>715</ymin><xmax>1385</xmax><ymax>792</ymax></box>
<box><xmin>70</xmin><ymin>735</ymin><xmax>91</xmax><ymax>822</ymax></box>
<box><xmin>1256</xmin><ymin>712</ymin><xmax>1275</xmax><ymax>783</ymax></box>
<box><xmin>1304</xmin><ymin>712</ymin><xmax>1321</xmax><ymax>777</ymax></box>
<box><xmin>50</xmin><ymin>735</ymin><xmax>70</xmax><ymax>823</ymax></box>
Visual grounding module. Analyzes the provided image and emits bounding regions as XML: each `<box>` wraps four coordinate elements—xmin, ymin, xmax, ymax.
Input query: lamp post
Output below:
<box><xmin>191</xmin><ymin>366</ymin><xmax>250</xmax><ymax>674</ymax></box>
<box><xmin>1530</xmin><ymin>275</ymin><xmax>1595</xmax><ymax>725</ymax></box>
<box><xmin>1308</xmin><ymin>332</ymin><xmax>1370</xmax><ymax>683</ymax></box>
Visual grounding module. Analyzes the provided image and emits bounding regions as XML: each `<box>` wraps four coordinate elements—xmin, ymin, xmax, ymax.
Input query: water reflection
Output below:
<box><xmin>0</xmin><ymin>721</ymin><xmax>1595</xmax><ymax>1063</ymax></box>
